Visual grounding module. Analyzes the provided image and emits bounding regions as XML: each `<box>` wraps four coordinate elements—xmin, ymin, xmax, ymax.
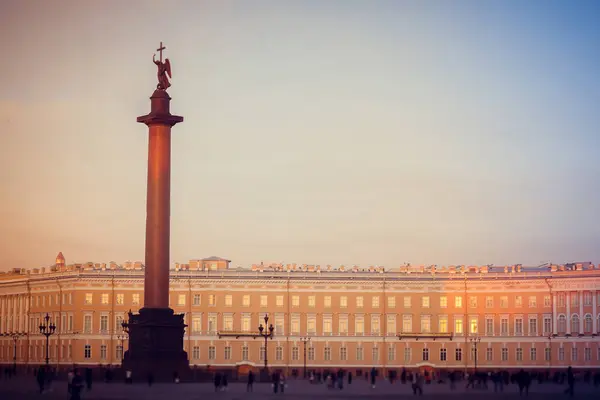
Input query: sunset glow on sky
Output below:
<box><xmin>1</xmin><ymin>1</ymin><xmax>599</xmax><ymax>270</ymax></box>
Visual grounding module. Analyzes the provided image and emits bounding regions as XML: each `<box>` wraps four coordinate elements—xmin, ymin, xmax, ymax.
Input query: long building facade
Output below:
<box><xmin>1</xmin><ymin>253</ymin><xmax>600</xmax><ymax>375</ymax></box>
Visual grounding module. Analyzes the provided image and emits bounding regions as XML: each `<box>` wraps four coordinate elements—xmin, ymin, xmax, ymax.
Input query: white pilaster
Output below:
<box><xmin>552</xmin><ymin>294</ymin><xmax>558</xmax><ymax>335</ymax></box>
<box><xmin>593</xmin><ymin>291</ymin><xmax>597</xmax><ymax>334</ymax></box>
<box><xmin>579</xmin><ymin>291</ymin><xmax>584</xmax><ymax>333</ymax></box>
<box><xmin>566</xmin><ymin>292</ymin><xmax>571</xmax><ymax>334</ymax></box>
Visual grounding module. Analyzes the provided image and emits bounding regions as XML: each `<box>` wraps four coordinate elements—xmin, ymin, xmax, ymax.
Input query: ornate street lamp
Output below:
<box><xmin>39</xmin><ymin>313</ymin><xmax>56</xmax><ymax>366</ymax></box>
<box><xmin>299</xmin><ymin>336</ymin><xmax>312</xmax><ymax>379</ymax></box>
<box><xmin>469</xmin><ymin>336</ymin><xmax>481</xmax><ymax>373</ymax></box>
<box><xmin>1</xmin><ymin>331</ymin><xmax>26</xmax><ymax>373</ymax></box>
<box><xmin>258</xmin><ymin>314</ymin><xmax>274</xmax><ymax>371</ymax></box>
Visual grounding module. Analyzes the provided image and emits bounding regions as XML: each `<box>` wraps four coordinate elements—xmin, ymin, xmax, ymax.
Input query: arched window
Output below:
<box><xmin>571</xmin><ymin>314</ymin><xmax>580</xmax><ymax>334</ymax></box>
<box><xmin>558</xmin><ymin>315</ymin><xmax>567</xmax><ymax>333</ymax></box>
<box><xmin>584</xmin><ymin>314</ymin><xmax>592</xmax><ymax>333</ymax></box>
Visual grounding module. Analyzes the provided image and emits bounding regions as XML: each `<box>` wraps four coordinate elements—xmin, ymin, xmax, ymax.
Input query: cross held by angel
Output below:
<box><xmin>153</xmin><ymin>42</ymin><xmax>172</xmax><ymax>91</ymax></box>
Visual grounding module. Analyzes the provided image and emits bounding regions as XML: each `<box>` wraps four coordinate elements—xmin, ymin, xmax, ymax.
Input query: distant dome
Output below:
<box><xmin>56</xmin><ymin>252</ymin><xmax>66</xmax><ymax>265</ymax></box>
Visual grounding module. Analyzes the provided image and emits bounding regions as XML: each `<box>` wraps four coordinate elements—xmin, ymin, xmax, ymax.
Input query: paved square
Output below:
<box><xmin>1</xmin><ymin>377</ymin><xmax>600</xmax><ymax>400</ymax></box>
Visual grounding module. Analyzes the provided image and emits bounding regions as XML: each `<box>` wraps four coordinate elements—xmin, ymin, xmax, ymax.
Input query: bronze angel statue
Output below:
<box><xmin>153</xmin><ymin>54</ymin><xmax>172</xmax><ymax>90</ymax></box>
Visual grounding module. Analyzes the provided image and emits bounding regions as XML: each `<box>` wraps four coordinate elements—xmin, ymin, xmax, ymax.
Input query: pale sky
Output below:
<box><xmin>1</xmin><ymin>0</ymin><xmax>599</xmax><ymax>271</ymax></box>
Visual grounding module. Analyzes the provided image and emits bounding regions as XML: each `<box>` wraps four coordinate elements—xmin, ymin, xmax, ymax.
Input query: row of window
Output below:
<box><xmin>6</xmin><ymin>312</ymin><xmax>597</xmax><ymax>337</ymax></box>
<box><xmin>8</xmin><ymin>344</ymin><xmax>598</xmax><ymax>365</ymax></box>
<box><xmin>3</xmin><ymin>290</ymin><xmax>599</xmax><ymax>310</ymax></box>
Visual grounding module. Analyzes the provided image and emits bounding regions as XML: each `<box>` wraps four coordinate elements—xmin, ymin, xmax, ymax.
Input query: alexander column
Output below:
<box><xmin>122</xmin><ymin>42</ymin><xmax>189</xmax><ymax>379</ymax></box>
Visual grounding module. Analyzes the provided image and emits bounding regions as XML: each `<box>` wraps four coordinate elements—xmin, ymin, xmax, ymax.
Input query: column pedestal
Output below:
<box><xmin>122</xmin><ymin>308</ymin><xmax>189</xmax><ymax>381</ymax></box>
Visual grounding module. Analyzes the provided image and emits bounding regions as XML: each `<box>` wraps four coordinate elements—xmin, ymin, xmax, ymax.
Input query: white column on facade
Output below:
<box><xmin>579</xmin><ymin>291</ymin><xmax>584</xmax><ymax>333</ymax></box>
<box><xmin>0</xmin><ymin>295</ymin><xmax>4</xmax><ymax>331</ymax></box>
<box><xmin>593</xmin><ymin>291</ymin><xmax>597</xmax><ymax>334</ymax></box>
<box><xmin>566</xmin><ymin>292</ymin><xmax>571</xmax><ymax>335</ymax></box>
<box><xmin>552</xmin><ymin>294</ymin><xmax>558</xmax><ymax>335</ymax></box>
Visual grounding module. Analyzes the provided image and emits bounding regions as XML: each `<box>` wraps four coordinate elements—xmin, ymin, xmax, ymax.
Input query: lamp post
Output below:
<box><xmin>258</xmin><ymin>314</ymin><xmax>274</xmax><ymax>371</ymax></box>
<box><xmin>39</xmin><ymin>313</ymin><xmax>56</xmax><ymax>366</ymax></box>
<box><xmin>2</xmin><ymin>331</ymin><xmax>26</xmax><ymax>373</ymax></box>
<box><xmin>300</xmin><ymin>336</ymin><xmax>311</xmax><ymax>379</ymax></box>
<box><xmin>117</xmin><ymin>333</ymin><xmax>127</xmax><ymax>362</ymax></box>
<box><xmin>469</xmin><ymin>336</ymin><xmax>481</xmax><ymax>373</ymax></box>
<box><xmin>120</xmin><ymin>313</ymin><xmax>131</xmax><ymax>363</ymax></box>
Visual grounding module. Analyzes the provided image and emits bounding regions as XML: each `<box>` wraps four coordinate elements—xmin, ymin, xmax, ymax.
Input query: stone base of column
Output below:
<box><xmin>122</xmin><ymin>307</ymin><xmax>190</xmax><ymax>381</ymax></box>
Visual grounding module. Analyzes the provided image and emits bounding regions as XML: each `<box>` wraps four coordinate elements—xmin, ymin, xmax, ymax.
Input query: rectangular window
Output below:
<box><xmin>242</xmin><ymin>314</ymin><xmax>251</xmax><ymax>332</ymax></box>
<box><xmin>292</xmin><ymin>347</ymin><xmax>299</xmax><ymax>361</ymax></box>
<box><xmin>421</xmin><ymin>315</ymin><xmax>431</xmax><ymax>333</ymax></box>
<box><xmin>223</xmin><ymin>315</ymin><xmax>233</xmax><ymax>331</ymax></box>
<box><xmin>440</xmin><ymin>348</ymin><xmax>447</xmax><ymax>361</ymax></box>
<box><xmin>470</xmin><ymin>316</ymin><xmax>478</xmax><ymax>334</ymax></box>
<box><xmin>501</xmin><ymin>347</ymin><xmax>508</xmax><ymax>361</ymax></box>
<box><xmin>485</xmin><ymin>317</ymin><xmax>494</xmax><ymax>336</ymax></box>
<box><xmin>84</xmin><ymin>315</ymin><xmax>92</xmax><ymax>334</ymax></box>
<box><xmin>404</xmin><ymin>296</ymin><xmax>411</xmax><ymax>308</ymax></box>
<box><xmin>276</xmin><ymin>346</ymin><xmax>283</xmax><ymax>361</ymax></box>
<box><xmin>225</xmin><ymin>295</ymin><xmax>232</xmax><ymax>307</ymax></box>
<box><xmin>422</xmin><ymin>296</ymin><xmax>430</xmax><ymax>308</ymax></box>
<box><xmin>209</xmin><ymin>346</ymin><xmax>216</xmax><ymax>360</ymax></box>
<box><xmin>584</xmin><ymin>347</ymin><xmax>591</xmax><ymax>361</ymax></box>
<box><xmin>339</xmin><ymin>315</ymin><xmax>349</xmax><ymax>335</ymax></box>
<box><xmin>224</xmin><ymin>346</ymin><xmax>231</xmax><ymax>360</ymax></box>
<box><xmin>84</xmin><ymin>345</ymin><xmax>91</xmax><ymax>359</ymax></box>
<box><xmin>192</xmin><ymin>346</ymin><xmax>200</xmax><ymax>359</ymax></box>
<box><xmin>208</xmin><ymin>315</ymin><xmax>217</xmax><ymax>333</ymax></box>
<box><xmin>544</xmin><ymin>347</ymin><xmax>551</xmax><ymax>362</ymax></box>
<box><xmin>355</xmin><ymin>316</ymin><xmax>364</xmax><ymax>335</ymax></box>
<box><xmin>455</xmin><ymin>348</ymin><xmax>462</xmax><ymax>361</ymax></box>
<box><xmin>324</xmin><ymin>347</ymin><xmax>331</xmax><ymax>361</ymax></box>
<box><xmin>439</xmin><ymin>316</ymin><xmax>448</xmax><ymax>333</ymax></box>
<box><xmin>516</xmin><ymin>348</ymin><xmax>523</xmax><ymax>361</ymax></box>
<box><xmin>291</xmin><ymin>315</ymin><xmax>300</xmax><ymax>335</ymax></box>
<box><xmin>486</xmin><ymin>296</ymin><xmax>493</xmax><ymax>308</ymax></box>
<box><xmin>571</xmin><ymin>348</ymin><xmax>578</xmax><ymax>362</ymax></box>
<box><xmin>486</xmin><ymin>348</ymin><xmax>493</xmax><ymax>361</ymax></box>
<box><xmin>402</xmin><ymin>315</ymin><xmax>412</xmax><ymax>333</ymax></box>
<box><xmin>101</xmin><ymin>293</ymin><xmax>109</xmax><ymax>304</ymax></box>
<box><xmin>340</xmin><ymin>296</ymin><xmax>347</xmax><ymax>308</ymax></box>
<box><xmin>515</xmin><ymin>318</ymin><xmax>523</xmax><ymax>335</ymax></box>
<box><xmin>132</xmin><ymin>294</ymin><xmax>140</xmax><ymax>305</ymax></box>
<box><xmin>372</xmin><ymin>296</ymin><xmax>380</xmax><ymax>308</ymax></box>
<box><xmin>308</xmin><ymin>296</ymin><xmax>316</xmax><ymax>307</ymax></box>
<box><xmin>356</xmin><ymin>347</ymin><xmax>364</xmax><ymax>361</ymax></box>
<box><xmin>323</xmin><ymin>315</ymin><xmax>332</xmax><ymax>335</ymax></box>
<box><xmin>439</xmin><ymin>296</ymin><xmax>447</xmax><ymax>308</ymax></box>
<box><xmin>242</xmin><ymin>295</ymin><xmax>250</xmax><ymax>307</ymax></box>
<box><xmin>85</xmin><ymin>293</ymin><xmax>93</xmax><ymax>305</ymax></box>
<box><xmin>308</xmin><ymin>347</ymin><xmax>315</xmax><ymax>361</ymax></box>
<box><xmin>193</xmin><ymin>294</ymin><xmax>201</xmax><ymax>305</ymax></box>
<box><xmin>543</xmin><ymin>295</ymin><xmax>551</xmax><ymax>307</ymax></box>
<box><xmin>100</xmin><ymin>315</ymin><xmax>108</xmax><ymax>332</ymax></box>
<box><xmin>276</xmin><ymin>295</ymin><xmax>284</xmax><ymax>307</ymax></box>
<box><xmin>387</xmin><ymin>315</ymin><xmax>396</xmax><ymax>335</ymax></box>
<box><xmin>404</xmin><ymin>348</ymin><xmax>411</xmax><ymax>362</ymax></box>
<box><xmin>529</xmin><ymin>296</ymin><xmax>537</xmax><ymax>308</ymax></box>
<box><xmin>371</xmin><ymin>314</ymin><xmax>380</xmax><ymax>334</ymax></box>
<box><xmin>543</xmin><ymin>317</ymin><xmax>552</xmax><ymax>334</ymax></box>
<box><xmin>356</xmin><ymin>296</ymin><xmax>364</xmax><ymax>308</ymax></box>
<box><xmin>501</xmin><ymin>317</ymin><xmax>509</xmax><ymax>335</ymax></box>
<box><xmin>530</xmin><ymin>347</ymin><xmax>537</xmax><ymax>361</ymax></box>
<box><xmin>324</xmin><ymin>296</ymin><xmax>331</xmax><ymax>308</ymax></box>
<box><xmin>307</xmin><ymin>315</ymin><xmax>316</xmax><ymax>334</ymax></box>
<box><xmin>515</xmin><ymin>296</ymin><xmax>523</xmax><ymax>308</ymax></box>
<box><xmin>422</xmin><ymin>348</ymin><xmax>429</xmax><ymax>361</ymax></box>
<box><xmin>340</xmin><ymin>347</ymin><xmax>347</xmax><ymax>361</ymax></box>
<box><xmin>192</xmin><ymin>316</ymin><xmax>201</xmax><ymax>333</ymax></box>
<box><xmin>209</xmin><ymin>295</ymin><xmax>216</xmax><ymax>306</ymax></box>
<box><xmin>372</xmin><ymin>347</ymin><xmax>379</xmax><ymax>361</ymax></box>
<box><xmin>455</xmin><ymin>296</ymin><xmax>462</xmax><ymax>308</ymax></box>
<box><xmin>529</xmin><ymin>318</ymin><xmax>537</xmax><ymax>335</ymax></box>
<box><xmin>455</xmin><ymin>318</ymin><xmax>463</xmax><ymax>334</ymax></box>
<box><xmin>177</xmin><ymin>294</ymin><xmax>186</xmax><ymax>306</ymax></box>
<box><xmin>583</xmin><ymin>292</ymin><xmax>592</xmax><ymax>306</ymax></box>
<box><xmin>260</xmin><ymin>295</ymin><xmax>268</xmax><ymax>307</ymax></box>
<box><xmin>100</xmin><ymin>345</ymin><xmax>107</xmax><ymax>360</ymax></box>
<box><xmin>388</xmin><ymin>296</ymin><xmax>396</xmax><ymax>308</ymax></box>
<box><xmin>275</xmin><ymin>315</ymin><xmax>284</xmax><ymax>335</ymax></box>
<box><xmin>469</xmin><ymin>296</ymin><xmax>477</xmax><ymax>308</ymax></box>
<box><xmin>388</xmin><ymin>346</ymin><xmax>395</xmax><ymax>361</ymax></box>
<box><xmin>242</xmin><ymin>346</ymin><xmax>249</xmax><ymax>361</ymax></box>
<box><xmin>558</xmin><ymin>347</ymin><xmax>564</xmax><ymax>361</ymax></box>
<box><xmin>500</xmin><ymin>296</ymin><xmax>508</xmax><ymax>308</ymax></box>
<box><xmin>116</xmin><ymin>294</ymin><xmax>124</xmax><ymax>305</ymax></box>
